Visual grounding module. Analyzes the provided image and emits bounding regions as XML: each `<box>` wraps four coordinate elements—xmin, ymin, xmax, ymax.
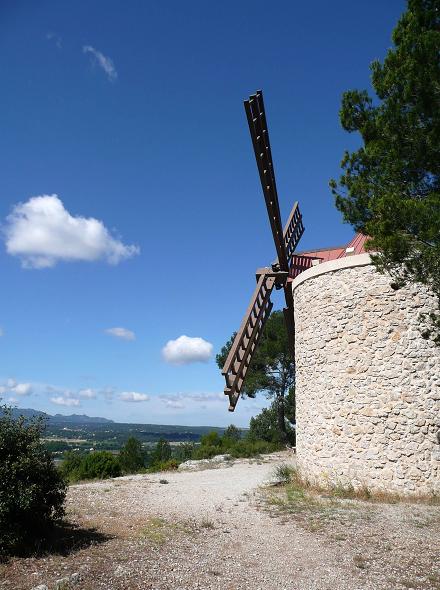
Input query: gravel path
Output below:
<box><xmin>4</xmin><ymin>451</ymin><xmax>440</xmax><ymax>590</ymax></box>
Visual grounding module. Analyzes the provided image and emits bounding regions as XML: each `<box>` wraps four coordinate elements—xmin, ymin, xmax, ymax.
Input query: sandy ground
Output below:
<box><xmin>2</xmin><ymin>450</ymin><xmax>440</xmax><ymax>590</ymax></box>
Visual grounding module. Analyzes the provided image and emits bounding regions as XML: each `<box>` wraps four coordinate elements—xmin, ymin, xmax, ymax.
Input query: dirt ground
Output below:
<box><xmin>2</xmin><ymin>450</ymin><xmax>440</xmax><ymax>590</ymax></box>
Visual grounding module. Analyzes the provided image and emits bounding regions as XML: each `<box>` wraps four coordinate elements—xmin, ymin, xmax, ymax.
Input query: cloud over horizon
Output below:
<box><xmin>50</xmin><ymin>396</ymin><xmax>80</xmax><ymax>407</ymax></box>
<box><xmin>78</xmin><ymin>388</ymin><xmax>97</xmax><ymax>399</ymax></box>
<box><xmin>3</xmin><ymin>195</ymin><xmax>139</xmax><ymax>268</ymax></box>
<box><xmin>162</xmin><ymin>335</ymin><xmax>213</xmax><ymax>365</ymax></box>
<box><xmin>0</xmin><ymin>379</ymin><xmax>32</xmax><ymax>397</ymax></box>
<box><xmin>158</xmin><ymin>392</ymin><xmax>223</xmax><ymax>410</ymax></box>
<box><xmin>105</xmin><ymin>327</ymin><xmax>136</xmax><ymax>341</ymax></box>
<box><xmin>119</xmin><ymin>391</ymin><xmax>150</xmax><ymax>402</ymax></box>
<box><xmin>83</xmin><ymin>45</ymin><xmax>117</xmax><ymax>81</ymax></box>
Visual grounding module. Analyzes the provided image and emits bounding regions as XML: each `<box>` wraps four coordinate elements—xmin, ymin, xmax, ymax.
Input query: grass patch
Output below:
<box><xmin>266</xmin><ymin>468</ymin><xmax>333</xmax><ymax>522</ymax></box>
<box><xmin>273</xmin><ymin>463</ymin><xmax>296</xmax><ymax>484</ymax></box>
<box><xmin>270</xmin><ymin>467</ymin><xmax>440</xmax><ymax>506</ymax></box>
<box><xmin>139</xmin><ymin>517</ymin><xmax>193</xmax><ymax>546</ymax></box>
<box><xmin>139</xmin><ymin>517</ymin><xmax>168</xmax><ymax>545</ymax></box>
<box><xmin>200</xmin><ymin>517</ymin><xmax>215</xmax><ymax>530</ymax></box>
<box><xmin>264</xmin><ymin>467</ymin><xmax>440</xmax><ymax>544</ymax></box>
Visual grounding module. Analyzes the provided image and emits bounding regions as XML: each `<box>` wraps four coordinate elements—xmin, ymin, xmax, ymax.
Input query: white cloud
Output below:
<box><xmin>162</xmin><ymin>399</ymin><xmax>184</xmax><ymax>409</ymax></box>
<box><xmin>119</xmin><ymin>391</ymin><xmax>150</xmax><ymax>402</ymax></box>
<box><xmin>186</xmin><ymin>392</ymin><xmax>223</xmax><ymax>402</ymax></box>
<box><xmin>83</xmin><ymin>45</ymin><xmax>117</xmax><ymax>81</ymax></box>
<box><xmin>105</xmin><ymin>327</ymin><xmax>135</xmax><ymax>341</ymax></box>
<box><xmin>0</xmin><ymin>379</ymin><xmax>32</xmax><ymax>396</ymax></box>
<box><xmin>7</xmin><ymin>397</ymin><xmax>18</xmax><ymax>404</ymax></box>
<box><xmin>13</xmin><ymin>382</ymin><xmax>33</xmax><ymax>396</ymax></box>
<box><xmin>78</xmin><ymin>388</ymin><xmax>96</xmax><ymax>399</ymax></box>
<box><xmin>50</xmin><ymin>396</ymin><xmax>80</xmax><ymax>407</ymax></box>
<box><xmin>158</xmin><ymin>392</ymin><xmax>223</xmax><ymax>410</ymax></box>
<box><xmin>4</xmin><ymin>195</ymin><xmax>139</xmax><ymax>269</ymax></box>
<box><xmin>162</xmin><ymin>335</ymin><xmax>213</xmax><ymax>365</ymax></box>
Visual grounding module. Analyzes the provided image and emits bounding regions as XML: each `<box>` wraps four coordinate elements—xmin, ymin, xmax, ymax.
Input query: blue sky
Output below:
<box><xmin>0</xmin><ymin>0</ymin><xmax>405</xmax><ymax>426</ymax></box>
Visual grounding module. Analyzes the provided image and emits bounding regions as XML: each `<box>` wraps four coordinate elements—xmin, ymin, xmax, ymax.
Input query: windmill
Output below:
<box><xmin>221</xmin><ymin>90</ymin><xmax>305</xmax><ymax>412</ymax></box>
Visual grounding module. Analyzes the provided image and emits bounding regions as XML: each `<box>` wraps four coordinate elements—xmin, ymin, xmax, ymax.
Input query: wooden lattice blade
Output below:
<box><xmin>244</xmin><ymin>91</ymin><xmax>289</xmax><ymax>271</ymax></box>
<box><xmin>222</xmin><ymin>273</ymin><xmax>275</xmax><ymax>411</ymax></box>
<box><xmin>282</xmin><ymin>202</ymin><xmax>304</xmax><ymax>267</ymax></box>
<box><xmin>272</xmin><ymin>201</ymin><xmax>305</xmax><ymax>270</ymax></box>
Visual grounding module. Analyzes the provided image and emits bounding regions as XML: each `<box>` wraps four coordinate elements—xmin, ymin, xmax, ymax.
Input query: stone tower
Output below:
<box><xmin>291</xmin><ymin>242</ymin><xmax>440</xmax><ymax>496</ymax></box>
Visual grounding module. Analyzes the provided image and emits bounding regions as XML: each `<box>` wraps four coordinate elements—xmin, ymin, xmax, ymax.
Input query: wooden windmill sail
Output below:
<box><xmin>221</xmin><ymin>90</ymin><xmax>305</xmax><ymax>412</ymax></box>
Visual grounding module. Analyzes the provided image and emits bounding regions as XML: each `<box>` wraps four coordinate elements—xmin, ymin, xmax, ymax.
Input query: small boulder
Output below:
<box><xmin>178</xmin><ymin>455</ymin><xmax>232</xmax><ymax>471</ymax></box>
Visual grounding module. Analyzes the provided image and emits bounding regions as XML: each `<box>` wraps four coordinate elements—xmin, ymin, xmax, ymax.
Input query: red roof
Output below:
<box><xmin>289</xmin><ymin>233</ymin><xmax>368</xmax><ymax>279</ymax></box>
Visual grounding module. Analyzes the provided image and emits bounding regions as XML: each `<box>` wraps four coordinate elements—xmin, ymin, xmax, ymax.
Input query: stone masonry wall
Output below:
<box><xmin>293</xmin><ymin>261</ymin><xmax>440</xmax><ymax>495</ymax></box>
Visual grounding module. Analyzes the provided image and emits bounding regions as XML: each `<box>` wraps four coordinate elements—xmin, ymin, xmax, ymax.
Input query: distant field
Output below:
<box><xmin>42</xmin><ymin>420</ymin><xmax>228</xmax><ymax>456</ymax></box>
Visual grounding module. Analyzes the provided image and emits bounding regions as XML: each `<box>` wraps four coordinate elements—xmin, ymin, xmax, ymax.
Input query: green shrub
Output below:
<box><xmin>119</xmin><ymin>436</ymin><xmax>145</xmax><ymax>474</ymax></box>
<box><xmin>248</xmin><ymin>405</ymin><xmax>295</xmax><ymax>445</ymax></box>
<box><xmin>192</xmin><ymin>443</ymin><xmax>222</xmax><ymax>460</ymax></box>
<box><xmin>199</xmin><ymin>431</ymin><xmax>221</xmax><ymax>447</ymax></box>
<box><xmin>273</xmin><ymin>463</ymin><xmax>295</xmax><ymax>484</ymax></box>
<box><xmin>59</xmin><ymin>450</ymin><xmax>83</xmax><ymax>482</ymax></box>
<box><xmin>148</xmin><ymin>459</ymin><xmax>179</xmax><ymax>473</ymax></box>
<box><xmin>223</xmin><ymin>424</ymin><xmax>241</xmax><ymax>442</ymax></box>
<box><xmin>0</xmin><ymin>406</ymin><xmax>66</xmax><ymax>555</ymax></box>
<box><xmin>150</xmin><ymin>438</ymin><xmax>172</xmax><ymax>465</ymax></box>
<box><xmin>228</xmin><ymin>439</ymin><xmax>279</xmax><ymax>458</ymax></box>
<box><xmin>61</xmin><ymin>450</ymin><xmax>121</xmax><ymax>482</ymax></box>
<box><xmin>78</xmin><ymin>451</ymin><xmax>121</xmax><ymax>480</ymax></box>
<box><xmin>174</xmin><ymin>442</ymin><xmax>195</xmax><ymax>462</ymax></box>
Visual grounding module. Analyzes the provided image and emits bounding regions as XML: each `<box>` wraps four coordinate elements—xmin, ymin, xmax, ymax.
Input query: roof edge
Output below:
<box><xmin>291</xmin><ymin>253</ymin><xmax>373</xmax><ymax>291</ymax></box>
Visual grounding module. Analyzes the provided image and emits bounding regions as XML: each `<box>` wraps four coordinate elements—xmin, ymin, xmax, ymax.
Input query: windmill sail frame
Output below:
<box><xmin>221</xmin><ymin>90</ymin><xmax>305</xmax><ymax>411</ymax></box>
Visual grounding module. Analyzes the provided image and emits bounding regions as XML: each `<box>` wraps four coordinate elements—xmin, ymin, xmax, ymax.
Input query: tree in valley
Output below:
<box><xmin>150</xmin><ymin>438</ymin><xmax>172</xmax><ymax>465</ymax></box>
<box><xmin>330</xmin><ymin>0</ymin><xmax>440</xmax><ymax>341</ymax></box>
<box><xmin>248</xmin><ymin>386</ymin><xmax>295</xmax><ymax>445</ymax></box>
<box><xmin>216</xmin><ymin>310</ymin><xmax>295</xmax><ymax>444</ymax></box>
<box><xmin>119</xmin><ymin>436</ymin><xmax>145</xmax><ymax>474</ymax></box>
<box><xmin>223</xmin><ymin>424</ymin><xmax>241</xmax><ymax>441</ymax></box>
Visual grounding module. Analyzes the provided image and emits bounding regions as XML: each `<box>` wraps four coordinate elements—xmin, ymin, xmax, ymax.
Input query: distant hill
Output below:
<box><xmin>50</xmin><ymin>413</ymin><xmax>114</xmax><ymax>424</ymax></box>
<box><xmin>7</xmin><ymin>408</ymin><xmax>114</xmax><ymax>424</ymax></box>
<box><xmin>9</xmin><ymin>407</ymin><xmax>49</xmax><ymax>420</ymax></box>
<box><xmin>5</xmin><ymin>408</ymin><xmax>231</xmax><ymax>435</ymax></box>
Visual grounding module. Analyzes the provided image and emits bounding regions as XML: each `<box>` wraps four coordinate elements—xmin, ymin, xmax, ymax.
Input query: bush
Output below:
<box><xmin>148</xmin><ymin>459</ymin><xmax>179</xmax><ymax>473</ymax></box>
<box><xmin>119</xmin><ymin>437</ymin><xmax>145</xmax><ymax>474</ymax></box>
<box><xmin>223</xmin><ymin>424</ymin><xmax>241</xmax><ymax>442</ymax></box>
<box><xmin>192</xmin><ymin>443</ymin><xmax>223</xmax><ymax>460</ymax></box>
<box><xmin>0</xmin><ymin>406</ymin><xmax>66</xmax><ymax>555</ymax></box>
<box><xmin>228</xmin><ymin>439</ymin><xmax>279</xmax><ymax>458</ymax></box>
<box><xmin>78</xmin><ymin>451</ymin><xmax>121</xmax><ymax>480</ymax></box>
<box><xmin>199</xmin><ymin>431</ymin><xmax>221</xmax><ymax>447</ymax></box>
<box><xmin>59</xmin><ymin>450</ymin><xmax>83</xmax><ymax>482</ymax></box>
<box><xmin>61</xmin><ymin>450</ymin><xmax>121</xmax><ymax>482</ymax></box>
<box><xmin>248</xmin><ymin>405</ymin><xmax>295</xmax><ymax>445</ymax></box>
<box><xmin>273</xmin><ymin>463</ymin><xmax>295</xmax><ymax>484</ymax></box>
<box><xmin>191</xmin><ymin>431</ymin><xmax>225</xmax><ymax>459</ymax></box>
<box><xmin>174</xmin><ymin>442</ymin><xmax>195</xmax><ymax>462</ymax></box>
<box><xmin>150</xmin><ymin>438</ymin><xmax>172</xmax><ymax>466</ymax></box>
<box><xmin>191</xmin><ymin>429</ymin><xmax>280</xmax><ymax>461</ymax></box>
